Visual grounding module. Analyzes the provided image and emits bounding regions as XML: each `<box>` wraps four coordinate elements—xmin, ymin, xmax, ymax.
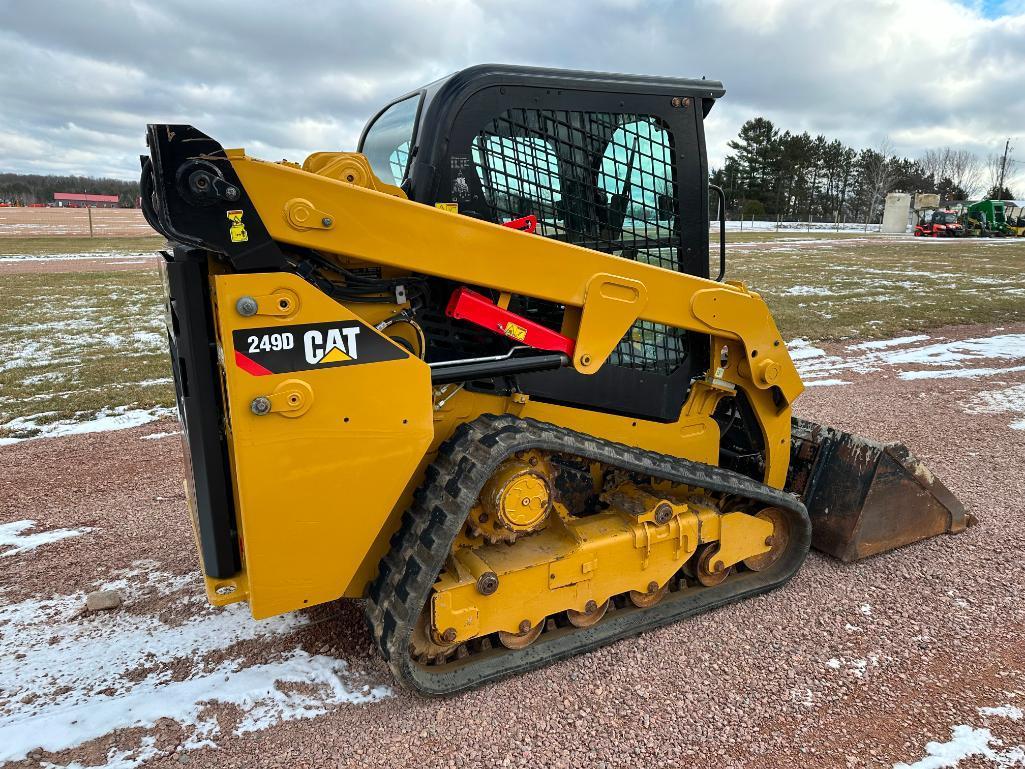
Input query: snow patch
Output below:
<box><xmin>894</xmin><ymin>725</ymin><xmax>1025</xmax><ymax>769</ymax></box>
<box><xmin>140</xmin><ymin>430</ymin><xmax>180</xmax><ymax>441</ymax></box>
<box><xmin>719</xmin><ymin>220</ymin><xmax>880</xmax><ymax>233</ymax></box>
<box><xmin>0</xmin><ymin>520</ymin><xmax>92</xmax><ymax>557</ymax></box>
<box><xmin>0</xmin><ymin>251</ymin><xmax>156</xmax><ymax>263</ymax></box>
<box><xmin>786</xmin><ymin>338</ymin><xmax>828</xmax><ymax>361</ymax></box>
<box><xmin>0</xmin><ymin>568</ymin><xmax>390</xmax><ymax>765</ymax></box>
<box><xmin>848</xmin><ymin>335</ymin><xmax>930</xmax><ymax>350</ymax></box>
<box><xmin>805</xmin><ymin>378</ymin><xmax>850</xmax><ymax>387</ymax></box>
<box><xmin>881</xmin><ymin>335</ymin><xmax>1025</xmax><ymax>366</ymax></box>
<box><xmin>980</xmin><ymin>705</ymin><xmax>1025</xmax><ymax>721</ymax></box>
<box><xmin>0</xmin><ymin>406</ymin><xmax>176</xmax><ymax>445</ymax></box>
<box><xmin>826</xmin><ymin>654</ymin><xmax>879</xmax><ymax>678</ymax></box>
<box><xmin>788</xmin><ymin>332</ymin><xmax>1025</xmax><ymax>383</ymax></box>
<box><xmin>782</xmin><ymin>285</ymin><xmax>832</xmax><ymax>296</ymax></box>
<box><xmin>962</xmin><ymin>384</ymin><xmax>1025</xmax><ymax>430</ymax></box>
<box><xmin>900</xmin><ymin>364</ymin><xmax>1025</xmax><ymax>381</ymax></box>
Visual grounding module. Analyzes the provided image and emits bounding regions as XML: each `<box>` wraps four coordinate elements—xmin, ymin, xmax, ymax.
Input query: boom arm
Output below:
<box><xmin>225</xmin><ymin>149</ymin><xmax>803</xmax><ymax>404</ymax></box>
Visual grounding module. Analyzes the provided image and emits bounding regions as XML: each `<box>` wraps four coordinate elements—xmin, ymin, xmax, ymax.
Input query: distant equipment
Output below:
<box><xmin>914</xmin><ymin>209</ymin><xmax>963</xmax><ymax>237</ymax></box>
<box><xmin>1006</xmin><ymin>204</ymin><xmax>1025</xmax><ymax>236</ymax></box>
<box><xmin>968</xmin><ymin>200</ymin><xmax>1013</xmax><ymax>236</ymax></box>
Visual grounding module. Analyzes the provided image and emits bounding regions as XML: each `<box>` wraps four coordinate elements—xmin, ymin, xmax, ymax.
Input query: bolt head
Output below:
<box><xmin>654</xmin><ymin>503</ymin><xmax>672</xmax><ymax>525</ymax></box>
<box><xmin>224</xmin><ymin>186</ymin><xmax>240</xmax><ymax>201</ymax></box>
<box><xmin>713</xmin><ymin>560</ymin><xmax>724</xmax><ymax>573</ymax></box>
<box><xmin>647</xmin><ymin>581</ymin><xmax>659</xmax><ymax>594</ymax></box>
<box><xmin>321</xmin><ymin>216</ymin><xmax>333</xmax><ymax>227</ymax></box>
<box><xmin>236</xmin><ymin>296</ymin><xmax>258</xmax><ymax>317</ymax></box>
<box><xmin>476</xmin><ymin>571</ymin><xmax>499</xmax><ymax>596</ymax></box>
<box><xmin>518</xmin><ymin>620</ymin><xmax>532</xmax><ymax>634</ymax></box>
<box><xmin>250</xmin><ymin>396</ymin><xmax>271</xmax><ymax>415</ymax></box>
<box><xmin>585</xmin><ymin>600</ymin><xmax>598</xmax><ymax>614</ymax></box>
<box><xmin>765</xmin><ymin>535</ymin><xmax>776</xmax><ymax>547</ymax></box>
<box><xmin>441</xmin><ymin>627</ymin><xmax>457</xmax><ymax>643</ymax></box>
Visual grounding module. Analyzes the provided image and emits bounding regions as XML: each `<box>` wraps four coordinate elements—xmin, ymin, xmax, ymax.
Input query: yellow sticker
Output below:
<box><xmin>503</xmin><ymin>322</ymin><xmax>527</xmax><ymax>342</ymax></box>
<box><xmin>435</xmin><ymin>202</ymin><xmax>459</xmax><ymax>214</ymax></box>
<box><xmin>227</xmin><ymin>209</ymin><xmax>248</xmax><ymax>243</ymax></box>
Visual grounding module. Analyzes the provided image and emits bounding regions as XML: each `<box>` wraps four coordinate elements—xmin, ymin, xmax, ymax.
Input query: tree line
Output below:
<box><xmin>710</xmin><ymin>117</ymin><xmax>1016</xmax><ymax>223</ymax></box>
<box><xmin>0</xmin><ymin>173</ymin><xmax>140</xmax><ymax>207</ymax></box>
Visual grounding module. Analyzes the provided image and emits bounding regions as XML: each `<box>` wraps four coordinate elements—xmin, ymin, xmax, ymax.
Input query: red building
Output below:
<box><xmin>53</xmin><ymin>192</ymin><xmax>120</xmax><ymax>208</ymax></box>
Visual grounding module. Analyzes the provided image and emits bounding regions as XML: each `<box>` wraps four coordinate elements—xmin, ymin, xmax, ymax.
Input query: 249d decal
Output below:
<box><xmin>232</xmin><ymin>320</ymin><xmax>406</xmax><ymax>376</ymax></box>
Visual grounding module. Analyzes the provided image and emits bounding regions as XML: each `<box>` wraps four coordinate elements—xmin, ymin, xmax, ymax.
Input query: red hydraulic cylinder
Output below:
<box><xmin>445</xmin><ymin>287</ymin><xmax>575</xmax><ymax>356</ymax></box>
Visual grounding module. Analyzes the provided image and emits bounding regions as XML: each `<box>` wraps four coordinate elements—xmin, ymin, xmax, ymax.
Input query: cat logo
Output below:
<box><xmin>232</xmin><ymin>320</ymin><xmax>405</xmax><ymax>376</ymax></box>
<box><xmin>227</xmin><ymin>210</ymin><xmax>248</xmax><ymax>243</ymax></box>
<box><xmin>304</xmin><ymin>327</ymin><xmax>360</xmax><ymax>365</ymax></box>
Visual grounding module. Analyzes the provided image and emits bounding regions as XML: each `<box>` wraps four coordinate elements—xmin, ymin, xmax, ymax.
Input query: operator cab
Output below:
<box><xmin>357</xmin><ymin>65</ymin><xmax>725</xmax><ymax>422</ymax></box>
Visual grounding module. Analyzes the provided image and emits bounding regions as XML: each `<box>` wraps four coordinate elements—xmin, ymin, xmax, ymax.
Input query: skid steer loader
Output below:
<box><xmin>142</xmin><ymin>65</ymin><xmax>971</xmax><ymax>695</ymax></box>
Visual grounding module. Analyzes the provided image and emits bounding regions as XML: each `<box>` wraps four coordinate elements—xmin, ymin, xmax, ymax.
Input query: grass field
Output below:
<box><xmin>1</xmin><ymin>234</ymin><xmax>1024</xmax><ymax>440</ymax></box>
<box><xmin>0</xmin><ymin>269</ymin><xmax>172</xmax><ymax>440</ymax></box>
<box><xmin>726</xmin><ymin>236</ymin><xmax>1025</xmax><ymax>340</ymax></box>
<box><xmin>0</xmin><ymin>235</ymin><xmax>165</xmax><ymax>257</ymax></box>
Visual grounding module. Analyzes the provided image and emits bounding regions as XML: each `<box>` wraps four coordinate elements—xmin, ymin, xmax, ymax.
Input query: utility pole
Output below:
<box><xmin>998</xmin><ymin>138</ymin><xmax>1011</xmax><ymax>194</ymax></box>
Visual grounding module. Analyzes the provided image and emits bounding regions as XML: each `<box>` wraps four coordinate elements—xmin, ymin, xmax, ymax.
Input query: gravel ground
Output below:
<box><xmin>1</xmin><ymin>323</ymin><xmax>1023</xmax><ymax>769</ymax></box>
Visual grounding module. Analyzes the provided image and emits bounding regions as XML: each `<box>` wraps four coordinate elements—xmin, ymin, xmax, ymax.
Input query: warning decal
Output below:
<box><xmin>502</xmin><ymin>322</ymin><xmax>527</xmax><ymax>342</ymax></box>
<box><xmin>226</xmin><ymin>210</ymin><xmax>248</xmax><ymax>243</ymax></box>
<box><xmin>232</xmin><ymin>319</ymin><xmax>407</xmax><ymax>376</ymax></box>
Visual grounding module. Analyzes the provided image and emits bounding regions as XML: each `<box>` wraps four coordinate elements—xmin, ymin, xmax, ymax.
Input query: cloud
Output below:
<box><xmin>0</xmin><ymin>0</ymin><xmax>1023</xmax><ymax>190</ymax></box>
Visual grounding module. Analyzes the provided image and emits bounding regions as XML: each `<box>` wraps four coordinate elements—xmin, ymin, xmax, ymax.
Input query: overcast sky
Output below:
<box><xmin>2</xmin><ymin>0</ymin><xmax>1023</xmax><ymax>190</ymax></box>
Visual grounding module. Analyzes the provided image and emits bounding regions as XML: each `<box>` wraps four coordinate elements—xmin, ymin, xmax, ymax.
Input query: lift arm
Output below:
<box><xmin>217</xmin><ymin>149</ymin><xmax>802</xmax><ymax>404</ymax></box>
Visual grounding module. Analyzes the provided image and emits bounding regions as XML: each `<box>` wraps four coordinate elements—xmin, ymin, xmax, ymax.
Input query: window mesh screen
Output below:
<box><xmin>470</xmin><ymin>109</ymin><xmax>687</xmax><ymax>374</ymax></box>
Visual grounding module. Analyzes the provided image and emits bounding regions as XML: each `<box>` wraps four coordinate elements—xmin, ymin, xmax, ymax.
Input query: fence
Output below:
<box><xmin>0</xmin><ymin>207</ymin><xmax>156</xmax><ymax>237</ymax></box>
<box><xmin>718</xmin><ymin>219</ymin><xmax>883</xmax><ymax>234</ymax></box>
<box><xmin>0</xmin><ymin>206</ymin><xmax>889</xmax><ymax>240</ymax></box>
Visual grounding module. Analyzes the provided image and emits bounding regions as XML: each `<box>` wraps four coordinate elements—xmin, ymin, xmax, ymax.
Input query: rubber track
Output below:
<box><xmin>365</xmin><ymin>414</ymin><xmax>811</xmax><ymax>696</ymax></box>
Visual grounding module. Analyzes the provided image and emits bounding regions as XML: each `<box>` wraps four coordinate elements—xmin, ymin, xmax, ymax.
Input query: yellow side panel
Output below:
<box><xmin>211</xmin><ymin>272</ymin><xmax>433</xmax><ymax>619</ymax></box>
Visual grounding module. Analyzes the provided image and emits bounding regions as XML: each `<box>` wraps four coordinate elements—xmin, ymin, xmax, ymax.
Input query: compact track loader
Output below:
<box><xmin>142</xmin><ymin>65</ymin><xmax>970</xmax><ymax>695</ymax></box>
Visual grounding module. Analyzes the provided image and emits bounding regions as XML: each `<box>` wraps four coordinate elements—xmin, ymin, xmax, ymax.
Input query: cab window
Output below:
<box><xmin>361</xmin><ymin>95</ymin><xmax>420</xmax><ymax>186</ymax></box>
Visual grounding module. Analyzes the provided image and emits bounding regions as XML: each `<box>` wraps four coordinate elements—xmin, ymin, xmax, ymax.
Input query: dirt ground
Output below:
<box><xmin>1</xmin><ymin>321</ymin><xmax>1023</xmax><ymax>769</ymax></box>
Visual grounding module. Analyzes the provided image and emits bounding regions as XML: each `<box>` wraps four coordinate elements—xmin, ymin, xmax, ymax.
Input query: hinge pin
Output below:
<box><xmin>250</xmin><ymin>396</ymin><xmax>271</xmax><ymax>415</ymax></box>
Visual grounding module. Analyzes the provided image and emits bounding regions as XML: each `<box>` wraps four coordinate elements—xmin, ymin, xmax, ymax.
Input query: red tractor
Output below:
<box><xmin>915</xmin><ymin>209</ymin><xmax>963</xmax><ymax>237</ymax></box>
